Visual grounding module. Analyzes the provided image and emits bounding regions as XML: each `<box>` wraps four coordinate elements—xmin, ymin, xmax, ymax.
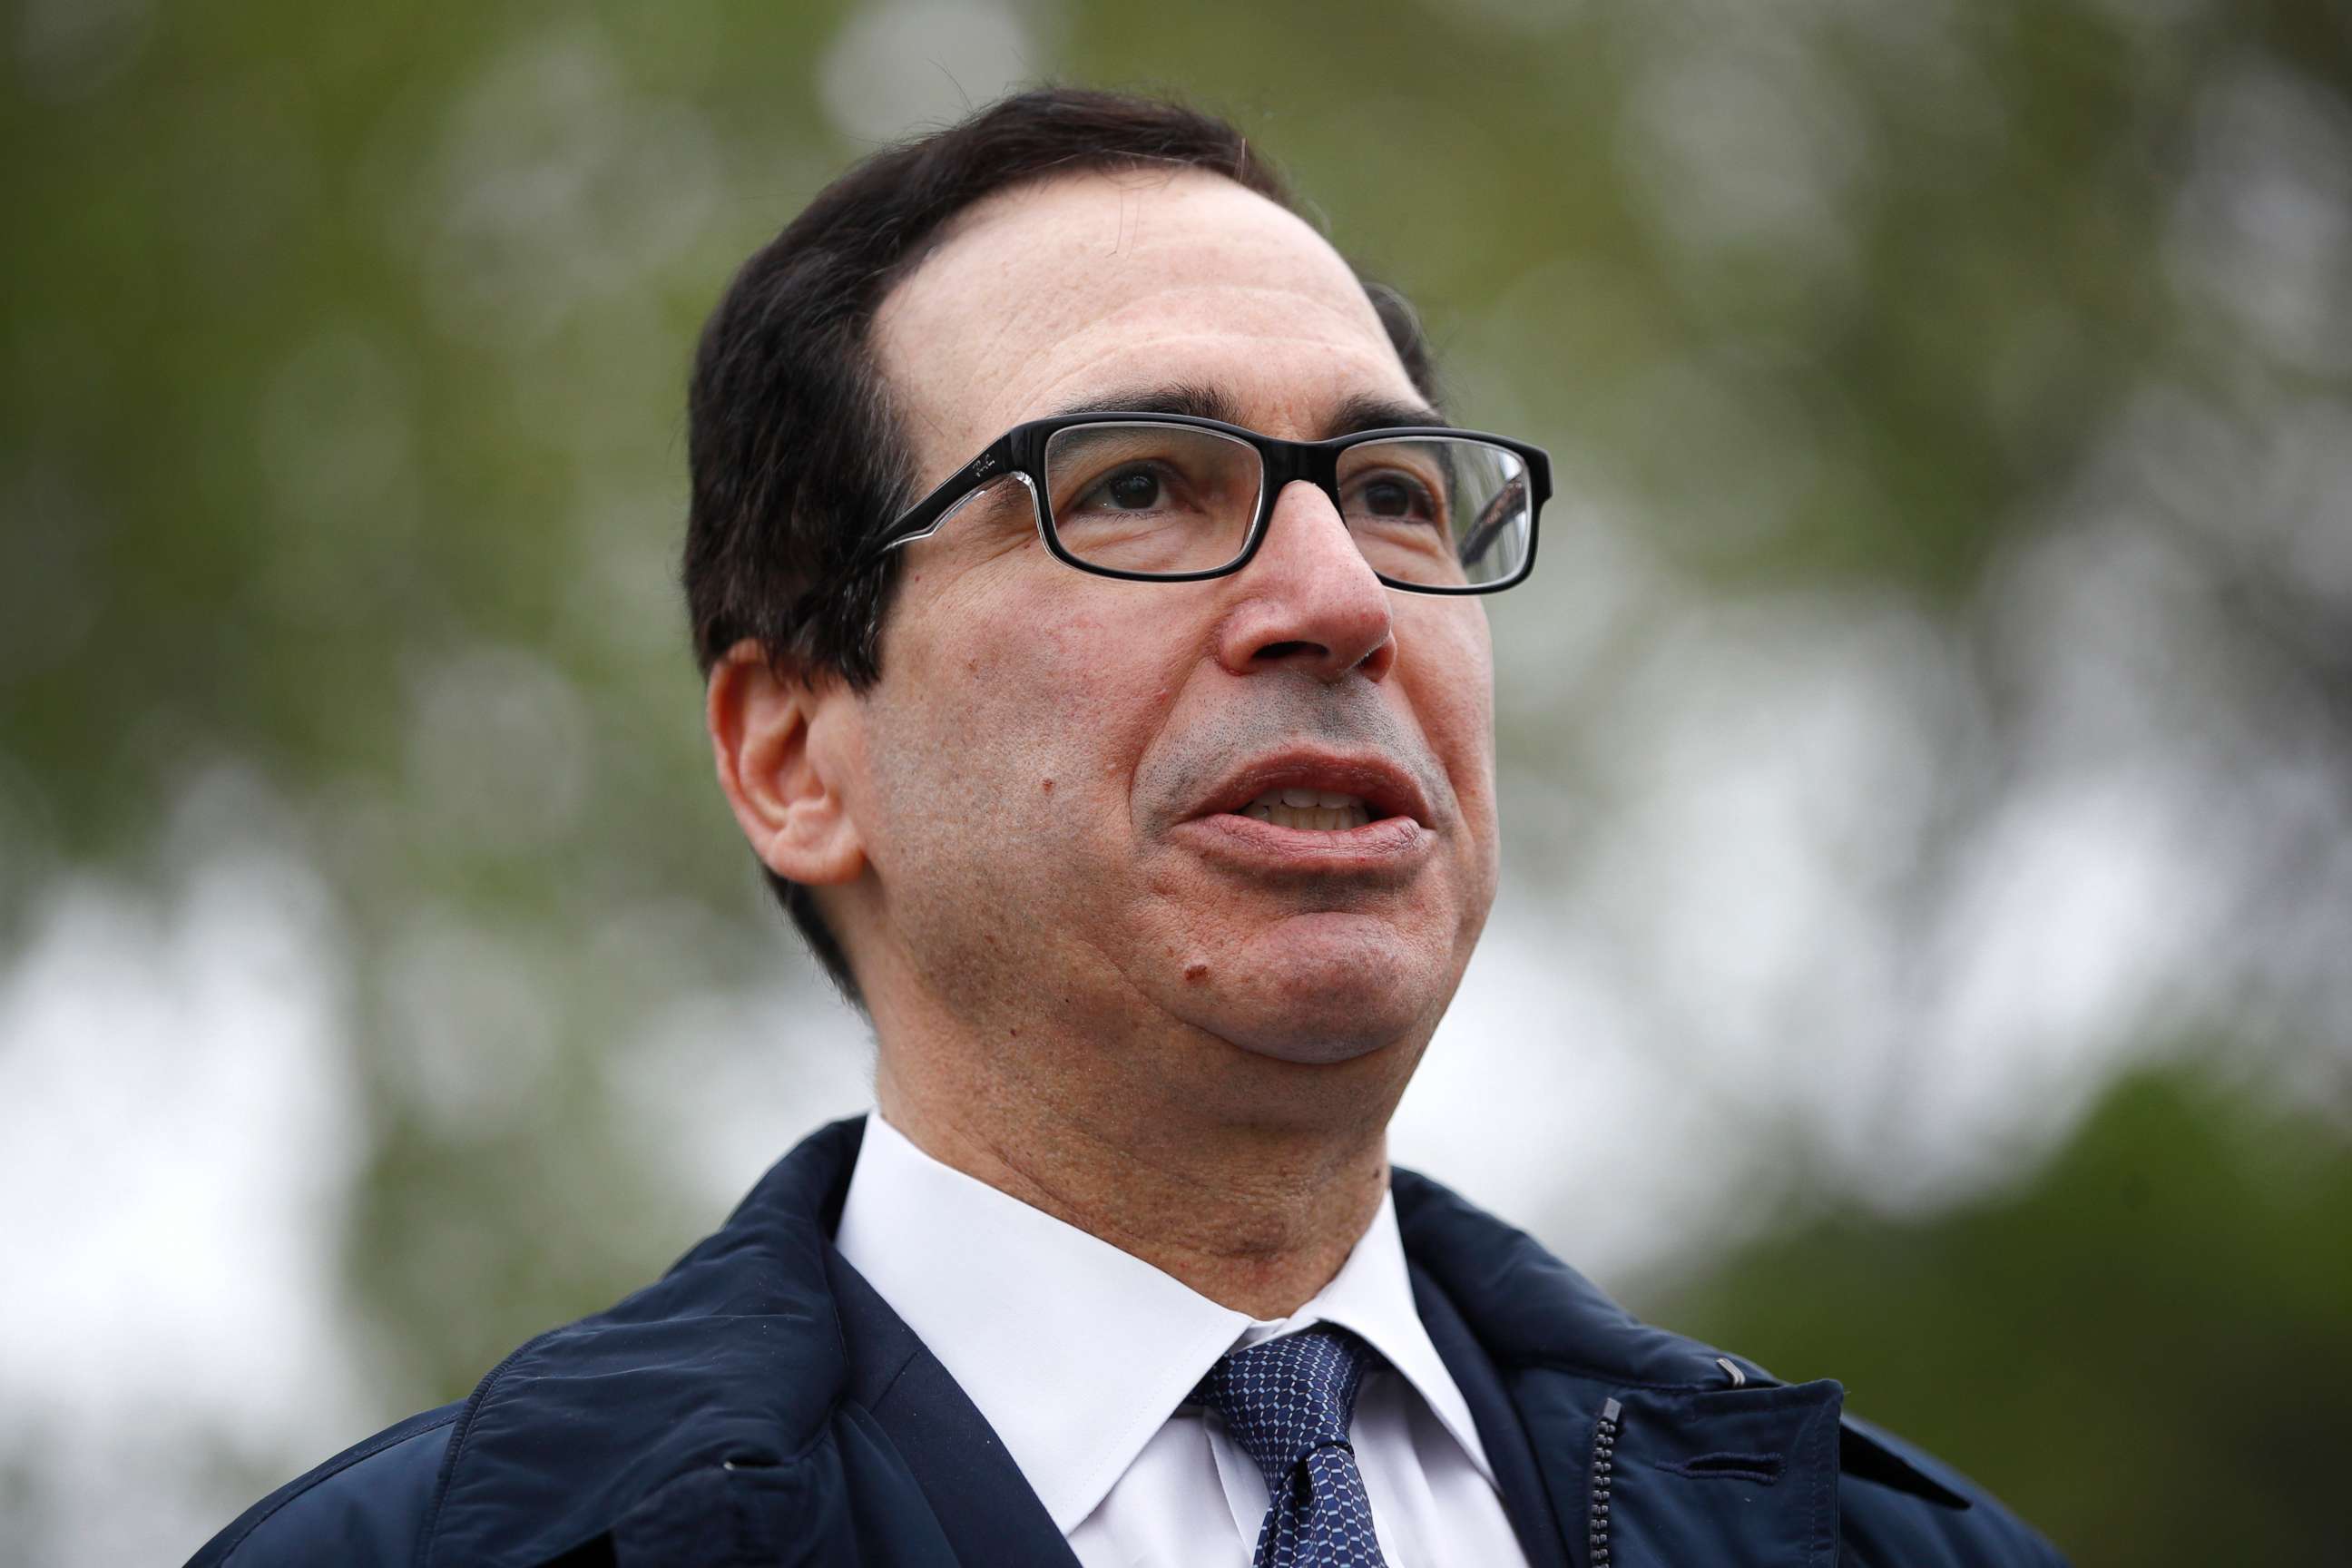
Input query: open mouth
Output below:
<box><xmin>1172</xmin><ymin>751</ymin><xmax>1434</xmax><ymax>874</ymax></box>
<box><xmin>1189</xmin><ymin>751</ymin><xmax>1431</xmax><ymax>835</ymax></box>
<box><xmin>1238</xmin><ymin>788</ymin><xmax>1375</xmax><ymax>831</ymax></box>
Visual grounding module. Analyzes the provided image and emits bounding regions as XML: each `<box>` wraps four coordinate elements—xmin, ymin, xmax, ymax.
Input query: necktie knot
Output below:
<box><xmin>1191</xmin><ymin>1325</ymin><xmax>1379</xmax><ymax>1494</ymax></box>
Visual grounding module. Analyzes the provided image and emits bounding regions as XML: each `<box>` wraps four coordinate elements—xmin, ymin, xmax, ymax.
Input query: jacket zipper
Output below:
<box><xmin>1588</xmin><ymin>1396</ymin><xmax>1621</xmax><ymax>1565</ymax></box>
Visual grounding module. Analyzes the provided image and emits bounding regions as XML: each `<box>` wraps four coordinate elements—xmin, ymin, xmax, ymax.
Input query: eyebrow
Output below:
<box><xmin>1327</xmin><ymin>389</ymin><xmax>1451</xmax><ymax>437</ymax></box>
<box><xmin>1040</xmin><ymin>381</ymin><xmax>1449</xmax><ymax>438</ymax></box>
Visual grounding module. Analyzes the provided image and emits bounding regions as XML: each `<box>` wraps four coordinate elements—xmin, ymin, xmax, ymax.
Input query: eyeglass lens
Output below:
<box><xmin>1040</xmin><ymin>422</ymin><xmax>1531</xmax><ymax>587</ymax></box>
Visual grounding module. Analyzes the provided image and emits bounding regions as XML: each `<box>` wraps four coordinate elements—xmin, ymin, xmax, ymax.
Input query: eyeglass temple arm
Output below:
<box><xmin>867</xmin><ymin>435</ymin><xmax>1021</xmax><ymax>556</ymax></box>
<box><xmin>1455</xmin><ymin>473</ymin><xmax>1528</xmax><ymax>566</ymax></box>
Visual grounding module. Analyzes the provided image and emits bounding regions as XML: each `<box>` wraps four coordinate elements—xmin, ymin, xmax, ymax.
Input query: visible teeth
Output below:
<box><xmin>1250</xmin><ymin>789</ymin><xmax>1367</xmax><ymax>811</ymax></box>
<box><xmin>1241</xmin><ymin>792</ymin><xmax>1372</xmax><ymax>831</ymax></box>
<box><xmin>1238</xmin><ymin>788</ymin><xmax>1374</xmax><ymax>831</ymax></box>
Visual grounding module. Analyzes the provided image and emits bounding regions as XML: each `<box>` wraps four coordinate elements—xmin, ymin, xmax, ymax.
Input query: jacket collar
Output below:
<box><xmin>1392</xmin><ymin>1165</ymin><xmax>1971</xmax><ymax>1513</ymax></box>
<box><xmin>423</xmin><ymin>1118</ymin><xmax>868</xmax><ymax>1568</ymax></box>
<box><xmin>1392</xmin><ymin>1165</ymin><xmax>1764</xmax><ymax>1387</ymax></box>
<box><xmin>423</xmin><ymin>1117</ymin><xmax>1960</xmax><ymax>1566</ymax></box>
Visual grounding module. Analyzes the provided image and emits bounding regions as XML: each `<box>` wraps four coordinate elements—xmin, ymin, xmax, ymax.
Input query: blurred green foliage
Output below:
<box><xmin>1656</xmin><ymin>1067</ymin><xmax>2352</xmax><ymax>1565</ymax></box>
<box><xmin>5</xmin><ymin>1</ymin><xmax>2348</xmax><ymax>1563</ymax></box>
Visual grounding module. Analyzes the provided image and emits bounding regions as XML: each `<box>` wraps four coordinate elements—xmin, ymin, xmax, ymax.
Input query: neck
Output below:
<box><xmin>870</xmin><ymin>1019</ymin><xmax>1405</xmax><ymax>1320</ymax></box>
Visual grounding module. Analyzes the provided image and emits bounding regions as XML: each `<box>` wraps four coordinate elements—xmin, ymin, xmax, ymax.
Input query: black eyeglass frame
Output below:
<box><xmin>861</xmin><ymin>410</ymin><xmax>1551</xmax><ymax>595</ymax></box>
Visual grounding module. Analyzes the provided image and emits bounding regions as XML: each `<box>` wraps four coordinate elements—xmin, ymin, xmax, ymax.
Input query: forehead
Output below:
<box><xmin>871</xmin><ymin>167</ymin><xmax>1420</xmax><ymax>480</ymax></box>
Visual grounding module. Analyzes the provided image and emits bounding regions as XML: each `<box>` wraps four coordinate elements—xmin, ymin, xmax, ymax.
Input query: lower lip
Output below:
<box><xmin>1170</xmin><ymin>811</ymin><xmax>1434</xmax><ymax>875</ymax></box>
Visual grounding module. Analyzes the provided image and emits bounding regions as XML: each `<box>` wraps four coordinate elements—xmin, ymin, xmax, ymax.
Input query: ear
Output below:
<box><xmin>706</xmin><ymin>639</ymin><xmax>866</xmax><ymax>887</ymax></box>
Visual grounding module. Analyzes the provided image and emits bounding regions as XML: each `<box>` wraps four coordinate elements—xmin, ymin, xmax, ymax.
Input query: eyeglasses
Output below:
<box><xmin>861</xmin><ymin>412</ymin><xmax>1549</xmax><ymax>594</ymax></box>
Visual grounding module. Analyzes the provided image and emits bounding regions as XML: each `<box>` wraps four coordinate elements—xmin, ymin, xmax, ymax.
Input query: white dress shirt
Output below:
<box><xmin>833</xmin><ymin>1112</ymin><xmax>1533</xmax><ymax>1568</ymax></box>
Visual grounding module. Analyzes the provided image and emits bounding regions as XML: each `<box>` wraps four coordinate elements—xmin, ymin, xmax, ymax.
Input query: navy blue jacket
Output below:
<box><xmin>191</xmin><ymin>1117</ymin><xmax>2065</xmax><ymax>1566</ymax></box>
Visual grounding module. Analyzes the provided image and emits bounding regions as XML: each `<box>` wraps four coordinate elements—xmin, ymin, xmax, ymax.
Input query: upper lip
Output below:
<box><xmin>1190</xmin><ymin>749</ymin><xmax>1433</xmax><ymax>828</ymax></box>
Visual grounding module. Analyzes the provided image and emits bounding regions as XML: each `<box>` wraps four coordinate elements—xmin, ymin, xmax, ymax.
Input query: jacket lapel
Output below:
<box><xmin>828</xmin><ymin>1245</ymin><xmax>1082</xmax><ymax>1566</ymax></box>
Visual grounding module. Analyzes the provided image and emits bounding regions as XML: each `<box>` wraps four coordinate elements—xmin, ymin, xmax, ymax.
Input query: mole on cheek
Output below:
<box><xmin>1183</xmin><ymin>962</ymin><xmax>1210</xmax><ymax>983</ymax></box>
<box><xmin>1041</xmin><ymin>778</ymin><xmax>1054</xmax><ymax>793</ymax></box>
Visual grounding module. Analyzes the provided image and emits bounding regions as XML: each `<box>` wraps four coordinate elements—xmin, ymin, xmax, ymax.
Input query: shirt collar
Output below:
<box><xmin>1250</xmin><ymin>1186</ymin><xmax>1497</xmax><ymax>1493</ymax></box>
<box><xmin>831</xmin><ymin>1111</ymin><xmax>1495</xmax><ymax>1534</ymax></box>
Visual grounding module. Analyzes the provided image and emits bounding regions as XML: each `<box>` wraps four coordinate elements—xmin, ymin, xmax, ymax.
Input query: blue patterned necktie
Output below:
<box><xmin>1191</xmin><ymin>1325</ymin><xmax>1392</xmax><ymax>1567</ymax></box>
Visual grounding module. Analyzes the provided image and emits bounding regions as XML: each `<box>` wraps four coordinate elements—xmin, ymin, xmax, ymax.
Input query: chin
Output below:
<box><xmin>1192</xmin><ymin>917</ymin><xmax>1446</xmax><ymax>1065</ymax></box>
<box><xmin>1221</xmin><ymin>1027</ymin><xmax>1401</xmax><ymax>1068</ymax></box>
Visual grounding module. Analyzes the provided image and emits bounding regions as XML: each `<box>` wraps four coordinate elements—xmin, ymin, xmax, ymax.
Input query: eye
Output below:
<box><xmin>1345</xmin><ymin>469</ymin><xmax>1442</xmax><ymax>525</ymax></box>
<box><xmin>1099</xmin><ymin>466</ymin><xmax>1161</xmax><ymax>510</ymax></box>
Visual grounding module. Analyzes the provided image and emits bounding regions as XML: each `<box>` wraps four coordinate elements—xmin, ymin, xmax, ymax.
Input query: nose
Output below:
<box><xmin>1214</xmin><ymin>479</ymin><xmax>1396</xmax><ymax>682</ymax></box>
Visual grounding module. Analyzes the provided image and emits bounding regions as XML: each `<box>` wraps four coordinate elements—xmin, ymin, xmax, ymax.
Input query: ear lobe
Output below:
<box><xmin>706</xmin><ymin>639</ymin><xmax>866</xmax><ymax>887</ymax></box>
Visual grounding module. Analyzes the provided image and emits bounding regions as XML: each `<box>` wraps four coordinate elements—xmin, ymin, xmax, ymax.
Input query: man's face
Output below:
<box><xmin>844</xmin><ymin>167</ymin><xmax>1499</xmax><ymax>1068</ymax></box>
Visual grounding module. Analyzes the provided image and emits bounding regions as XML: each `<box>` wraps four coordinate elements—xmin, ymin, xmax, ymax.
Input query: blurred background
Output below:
<box><xmin>4</xmin><ymin>1</ymin><xmax>2348</xmax><ymax>1563</ymax></box>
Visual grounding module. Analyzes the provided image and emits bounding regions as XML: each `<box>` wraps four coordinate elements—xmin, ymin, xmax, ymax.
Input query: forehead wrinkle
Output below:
<box><xmin>902</xmin><ymin>275</ymin><xmax>1383</xmax><ymax>404</ymax></box>
<box><xmin>873</xmin><ymin>178</ymin><xmax>1405</xmax><ymax>477</ymax></box>
<box><xmin>1068</xmin><ymin>281</ymin><xmax>1381</xmax><ymax>339</ymax></box>
<box><xmin>887</xmin><ymin>318</ymin><xmax>1409</xmax><ymax>488</ymax></box>
<box><xmin>884</xmin><ymin>336</ymin><xmax>1416</xmax><ymax>493</ymax></box>
<box><xmin>946</xmin><ymin>278</ymin><xmax>1405</xmax><ymax>422</ymax></box>
<box><xmin>1033</xmin><ymin>315</ymin><xmax>1397</xmax><ymax>390</ymax></box>
<box><xmin>1024</xmin><ymin>335</ymin><xmax>1411</xmax><ymax>422</ymax></box>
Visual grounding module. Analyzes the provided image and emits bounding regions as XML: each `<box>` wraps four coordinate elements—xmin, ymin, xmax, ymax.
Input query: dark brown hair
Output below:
<box><xmin>682</xmin><ymin>86</ymin><xmax>1438</xmax><ymax>1003</ymax></box>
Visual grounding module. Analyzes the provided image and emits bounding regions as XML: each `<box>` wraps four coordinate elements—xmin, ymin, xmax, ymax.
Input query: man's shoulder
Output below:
<box><xmin>1392</xmin><ymin>1164</ymin><xmax>2068</xmax><ymax>1566</ymax></box>
<box><xmin>186</xmin><ymin>1403</ymin><xmax>462</xmax><ymax>1567</ymax></box>
<box><xmin>1836</xmin><ymin>1413</ymin><xmax>2068</xmax><ymax>1566</ymax></box>
<box><xmin>188</xmin><ymin>1120</ymin><xmax>870</xmax><ymax>1568</ymax></box>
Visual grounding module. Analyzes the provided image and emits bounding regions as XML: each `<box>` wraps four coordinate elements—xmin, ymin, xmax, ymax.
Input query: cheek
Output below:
<box><xmin>1401</xmin><ymin>610</ymin><xmax>1498</xmax><ymax>802</ymax></box>
<box><xmin>873</xmin><ymin>575</ymin><xmax>1186</xmax><ymax>860</ymax></box>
